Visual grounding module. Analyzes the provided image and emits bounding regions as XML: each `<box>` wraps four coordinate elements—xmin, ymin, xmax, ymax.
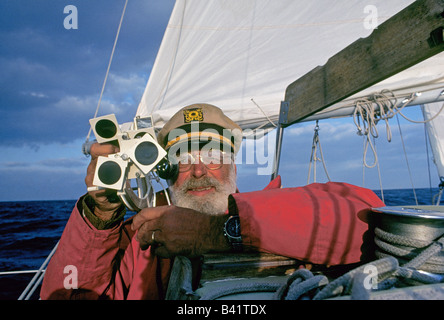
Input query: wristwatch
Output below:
<box><xmin>223</xmin><ymin>215</ymin><xmax>243</xmax><ymax>252</ymax></box>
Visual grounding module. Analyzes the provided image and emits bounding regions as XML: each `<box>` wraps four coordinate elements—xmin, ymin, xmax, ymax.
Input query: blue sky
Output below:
<box><xmin>0</xmin><ymin>1</ymin><xmax>441</xmax><ymax>201</ymax></box>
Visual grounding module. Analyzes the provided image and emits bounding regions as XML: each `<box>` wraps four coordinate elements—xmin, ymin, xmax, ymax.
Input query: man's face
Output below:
<box><xmin>169</xmin><ymin>150</ymin><xmax>237</xmax><ymax>215</ymax></box>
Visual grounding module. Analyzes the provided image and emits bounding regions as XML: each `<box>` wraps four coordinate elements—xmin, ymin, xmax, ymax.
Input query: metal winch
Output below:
<box><xmin>366</xmin><ymin>206</ymin><xmax>444</xmax><ymax>280</ymax></box>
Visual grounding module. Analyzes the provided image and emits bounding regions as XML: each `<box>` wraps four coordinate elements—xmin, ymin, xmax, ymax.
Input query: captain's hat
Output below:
<box><xmin>157</xmin><ymin>103</ymin><xmax>243</xmax><ymax>154</ymax></box>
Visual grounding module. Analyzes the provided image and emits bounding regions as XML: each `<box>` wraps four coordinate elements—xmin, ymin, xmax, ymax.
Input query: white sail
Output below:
<box><xmin>136</xmin><ymin>0</ymin><xmax>444</xmax><ymax>132</ymax></box>
<box><xmin>422</xmin><ymin>102</ymin><xmax>444</xmax><ymax>181</ymax></box>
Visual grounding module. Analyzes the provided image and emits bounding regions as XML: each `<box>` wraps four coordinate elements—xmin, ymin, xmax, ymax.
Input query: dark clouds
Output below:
<box><xmin>0</xmin><ymin>0</ymin><xmax>175</xmax><ymax>148</ymax></box>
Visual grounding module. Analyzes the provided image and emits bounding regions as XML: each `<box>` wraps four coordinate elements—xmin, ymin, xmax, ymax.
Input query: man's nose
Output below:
<box><xmin>190</xmin><ymin>157</ymin><xmax>207</xmax><ymax>178</ymax></box>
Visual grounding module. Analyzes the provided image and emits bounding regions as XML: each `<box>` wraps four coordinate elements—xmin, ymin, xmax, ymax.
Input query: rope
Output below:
<box><xmin>251</xmin><ymin>98</ymin><xmax>277</xmax><ymax>128</ymax></box>
<box><xmin>399</xmin><ymin>100</ymin><xmax>444</xmax><ymax>124</ymax></box>
<box><xmin>362</xmin><ymin>136</ymin><xmax>385</xmax><ymax>202</ymax></box>
<box><xmin>271</xmin><ymin>228</ymin><xmax>444</xmax><ymax>300</ymax></box>
<box><xmin>307</xmin><ymin>121</ymin><xmax>331</xmax><ymax>184</ymax></box>
<box><xmin>353</xmin><ymin>90</ymin><xmax>411</xmax><ymax>169</ymax></box>
<box><xmin>352</xmin><ymin>91</ymin><xmax>417</xmax><ymax>169</ymax></box>
<box><xmin>199</xmin><ymin>281</ymin><xmax>283</xmax><ymax>300</ymax></box>
<box><xmin>85</xmin><ymin>0</ymin><xmax>129</xmax><ymax>143</ymax></box>
<box><xmin>395</xmin><ymin>113</ymin><xmax>418</xmax><ymax>205</ymax></box>
<box><xmin>374</xmin><ymin>228</ymin><xmax>444</xmax><ymax>274</ymax></box>
<box><xmin>424</xmin><ymin>122</ymin><xmax>434</xmax><ymax>204</ymax></box>
<box><xmin>352</xmin><ymin>92</ymin><xmax>444</xmax><ymax>168</ymax></box>
<box><xmin>273</xmin><ymin>268</ymin><xmax>329</xmax><ymax>300</ymax></box>
<box><xmin>312</xmin><ymin>257</ymin><xmax>399</xmax><ymax>300</ymax></box>
<box><xmin>188</xmin><ymin>225</ymin><xmax>444</xmax><ymax>301</ymax></box>
<box><xmin>351</xmin><ymin>91</ymin><xmax>444</xmax><ymax>203</ymax></box>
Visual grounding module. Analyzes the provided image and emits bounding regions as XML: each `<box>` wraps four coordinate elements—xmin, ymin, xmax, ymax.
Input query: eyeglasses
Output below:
<box><xmin>171</xmin><ymin>150</ymin><xmax>233</xmax><ymax>173</ymax></box>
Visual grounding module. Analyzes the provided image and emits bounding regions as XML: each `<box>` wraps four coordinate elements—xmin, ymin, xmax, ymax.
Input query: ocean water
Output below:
<box><xmin>0</xmin><ymin>188</ymin><xmax>442</xmax><ymax>300</ymax></box>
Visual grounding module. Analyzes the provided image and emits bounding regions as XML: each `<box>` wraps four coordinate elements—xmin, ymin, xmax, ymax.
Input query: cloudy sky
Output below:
<box><xmin>0</xmin><ymin>1</ymin><xmax>441</xmax><ymax>201</ymax></box>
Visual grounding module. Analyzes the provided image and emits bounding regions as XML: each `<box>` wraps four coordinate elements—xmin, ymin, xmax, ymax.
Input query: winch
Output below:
<box><xmin>366</xmin><ymin>206</ymin><xmax>444</xmax><ymax>279</ymax></box>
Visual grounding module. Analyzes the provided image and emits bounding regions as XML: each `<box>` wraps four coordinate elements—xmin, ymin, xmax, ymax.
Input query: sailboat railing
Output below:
<box><xmin>15</xmin><ymin>241</ymin><xmax>59</xmax><ymax>300</ymax></box>
<box><xmin>0</xmin><ymin>270</ymin><xmax>42</xmax><ymax>276</ymax></box>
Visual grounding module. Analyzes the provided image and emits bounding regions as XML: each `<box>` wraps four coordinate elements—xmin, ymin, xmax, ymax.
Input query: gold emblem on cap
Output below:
<box><xmin>183</xmin><ymin>108</ymin><xmax>203</xmax><ymax>123</ymax></box>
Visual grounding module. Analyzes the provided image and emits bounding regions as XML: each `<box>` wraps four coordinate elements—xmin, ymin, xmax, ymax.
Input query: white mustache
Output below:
<box><xmin>180</xmin><ymin>176</ymin><xmax>222</xmax><ymax>192</ymax></box>
<box><xmin>169</xmin><ymin>167</ymin><xmax>237</xmax><ymax>215</ymax></box>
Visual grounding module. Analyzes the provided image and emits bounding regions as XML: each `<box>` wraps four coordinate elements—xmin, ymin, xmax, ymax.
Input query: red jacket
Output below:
<box><xmin>40</xmin><ymin>177</ymin><xmax>384</xmax><ymax>299</ymax></box>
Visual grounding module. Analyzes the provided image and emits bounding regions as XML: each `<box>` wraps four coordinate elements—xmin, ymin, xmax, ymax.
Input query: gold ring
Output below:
<box><xmin>151</xmin><ymin>231</ymin><xmax>156</xmax><ymax>242</ymax></box>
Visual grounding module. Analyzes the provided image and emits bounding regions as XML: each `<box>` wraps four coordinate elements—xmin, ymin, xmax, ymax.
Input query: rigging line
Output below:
<box><xmin>315</xmin><ymin>84</ymin><xmax>444</xmax><ymax>118</ymax></box>
<box><xmin>307</xmin><ymin>121</ymin><xmax>331</xmax><ymax>184</ymax></box>
<box><xmin>251</xmin><ymin>98</ymin><xmax>277</xmax><ymax>128</ymax></box>
<box><xmin>307</xmin><ymin>122</ymin><xmax>319</xmax><ymax>184</ymax></box>
<box><xmin>307</xmin><ymin>146</ymin><xmax>315</xmax><ymax>184</ymax></box>
<box><xmin>352</xmin><ymin>90</ymin><xmax>416</xmax><ymax>170</ymax></box>
<box><xmin>344</xmin><ymin>83</ymin><xmax>444</xmax><ymax>110</ymax></box>
<box><xmin>317</xmin><ymin>129</ymin><xmax>331</xmax><ymax>182</ymax></box>
<box><xmin>359</xmin><ymin>90</ymin><xmax>444</xmax><ymax>126</ymax></box>
<box><xmin>395</xmin><ymin>113</ymin><xmax>418</xmax><ymax>205</ymax></box>
<box><xmin>373</xmin><ymin>136</ymin><xmax>385</xmax><ymax>203</ymax></box>
<box><xmin>361</xmin><ymin>136</ymin><xmax>365</xmax><ymax>187</ymax></box>
<box><xmin>85</xmin><ymin>0</ymin><xmax>129</xmax><ymax>142</ymax></box>
<box><xmin>423</xmin><ymin>117</ymin><xmax>434</xmax><ymax>204</ymax></box>
<box><xmin>351</xmin><ymin>91</ymin><xmax>412</xmax><ymax>134</ymax></box>
<box><xmin>356</xmin><ymin>118</ymin><xmax>379</xmax><ymax>169</ymax></box>
<box><xmin>401</xmin><ymin>100</ymin><xmax>444</xmax><ymax>124</ymax></box>
<box><xmin>244</xmin><ymin>118</ymin><xmax>279</xmax><ymax>138</ymax></box>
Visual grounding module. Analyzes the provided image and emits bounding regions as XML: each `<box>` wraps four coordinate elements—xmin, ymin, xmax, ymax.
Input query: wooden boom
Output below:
<box><xmin>282</xmin><ymin>0</ymin><xmax>444</xmax><ymax>126</ymax></box>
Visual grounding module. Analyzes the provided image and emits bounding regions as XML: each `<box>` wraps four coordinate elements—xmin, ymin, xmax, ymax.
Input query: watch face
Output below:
<box><xmin>226</xmin><ymin>216</ymin><xmax>241</xmax><ymax>238</ymax></box>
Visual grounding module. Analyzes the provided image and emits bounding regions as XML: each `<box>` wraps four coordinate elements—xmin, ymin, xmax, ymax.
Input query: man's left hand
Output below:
<box><xmin>131</xmin><ymin>205</ymin><xmax>230</xmax><ymax>258</ymax></box>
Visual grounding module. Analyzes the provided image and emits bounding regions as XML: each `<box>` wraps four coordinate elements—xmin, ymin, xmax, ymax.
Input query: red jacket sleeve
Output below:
<box><xmin>40</xmin><ymin>198</ymin><xmax>172</xmax><ymax>300</ymax></box>
<box><xmin>230</xmin><ymin>178</ymin><xmax>384</xmax><ymax>265</ymax></box>
<box><xmin>40</xmin><ymin>199</ymin><xmax>124</xmax><ymax>299</ymax></box>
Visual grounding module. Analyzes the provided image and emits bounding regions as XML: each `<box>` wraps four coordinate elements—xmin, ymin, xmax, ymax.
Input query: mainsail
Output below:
<box><xmin>136</xmin><ymin>0</ymin><xmax>444</xmax><ymax>131</ymax></box>
<box><xmin>133</xmin><ymin>0</ymin><xmax>444</xmax><ymax>190</ymax></box>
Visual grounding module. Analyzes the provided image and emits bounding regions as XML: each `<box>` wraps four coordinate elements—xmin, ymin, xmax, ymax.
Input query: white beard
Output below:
<box><xmin>169</xmin><ymin>166</ymin><xmax>237</xmax><ymax>215</ymax></box>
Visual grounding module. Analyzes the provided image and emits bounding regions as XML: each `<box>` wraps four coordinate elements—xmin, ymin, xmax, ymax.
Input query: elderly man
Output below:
<box><xmin>41</xmin><ymin>104</ymin><xmax>384</xmax><ymax>300</ymax></box>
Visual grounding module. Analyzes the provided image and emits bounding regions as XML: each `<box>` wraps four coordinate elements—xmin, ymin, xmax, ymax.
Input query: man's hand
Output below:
<box><xmin>131</xmin><ymin>205</ymin><xmax>231</xmax><ymax>258</ymax></box>
<box><xmin>85</xmin><ymin>142</ymin><xmax>123</xmax><ymax>221</ymax></box>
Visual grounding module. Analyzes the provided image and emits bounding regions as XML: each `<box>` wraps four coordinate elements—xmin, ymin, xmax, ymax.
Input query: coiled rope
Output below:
<box><xmin>352</xmin><ymin>90</ymin><xmax>444</xmax><ymax>204</ymax></box>
<box><xmin>278</xmin><ymin>229</ymin><xmax>444</xmax><ymax>300</ymax></box>
<box><xmin>353</xmin><ymin>90</ymin><xmax>416</xmax><ymax>169</ymax></box>
<box><xmin>373</xmin><ymin>228</ymin><xmax>444</xmax><ymax>275</ymax></box>
<box><xmin>274</xmin><ymin>268</ymin><xmax>329</xmax><ymax>300</ymax></box>
<box><xmin>353</xmin><ymin>90</ymin><xmax>444</xmax><ymax>147</ymax></box>
<box><xmin>192</xmin><ymin>227</ymin><xmax>444</xmax><ymax>300</ymax></box>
